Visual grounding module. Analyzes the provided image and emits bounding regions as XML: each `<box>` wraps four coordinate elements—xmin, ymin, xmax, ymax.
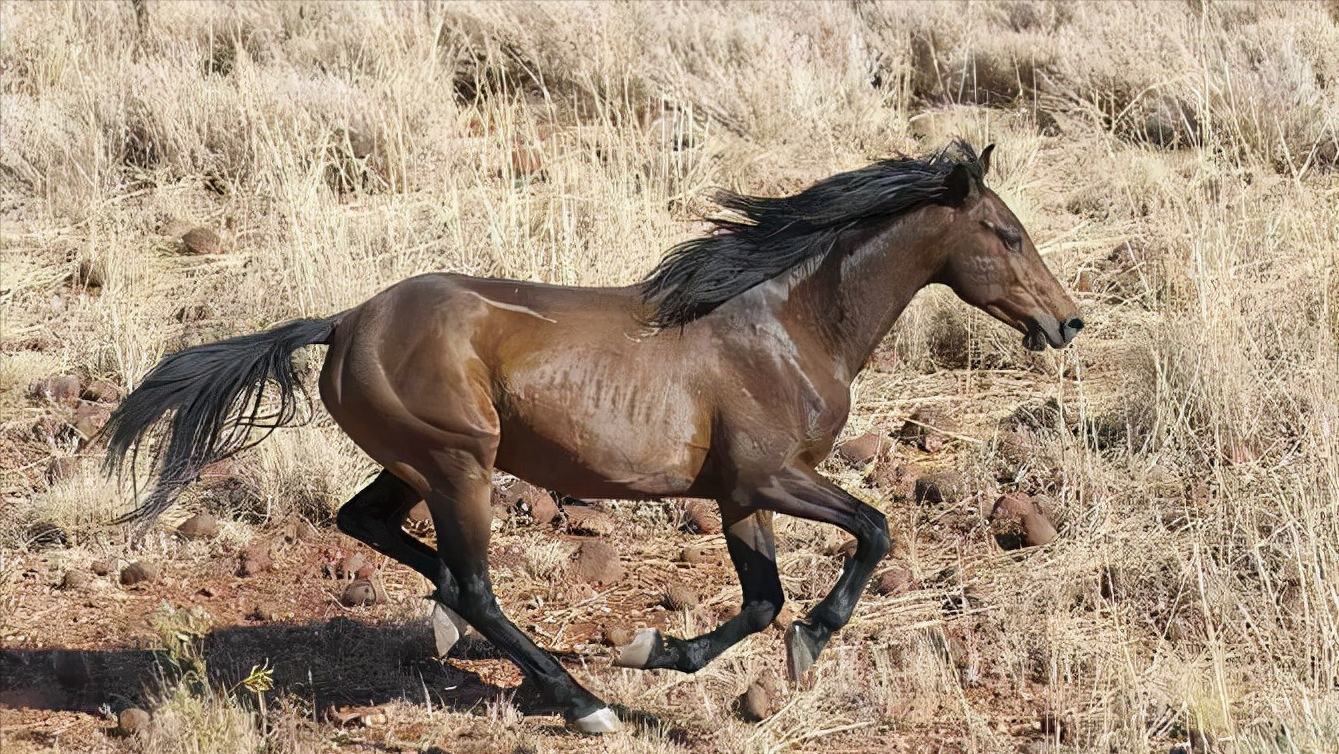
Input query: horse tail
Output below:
<box><xmin>102</xmin><ymin>315</ymin><xmax>341</xmax><ymax>527</ymax></box>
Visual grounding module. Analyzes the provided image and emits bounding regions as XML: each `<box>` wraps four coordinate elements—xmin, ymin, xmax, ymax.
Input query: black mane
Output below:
<box><xmin>640</xmin><ymin>140</ymin><xmax>984</xmax><ymax>328</ymax></box>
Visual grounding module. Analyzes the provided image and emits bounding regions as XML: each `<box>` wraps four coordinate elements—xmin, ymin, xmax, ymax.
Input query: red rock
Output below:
<box><xmin>117</xmin><ymin>707</ymin><xmax>152</xmax><ymax>737</ymax></box>
<box><xmin>989</xmin><ymin>493</ymin><xmax>1058</xmax><ymax>549</ymax></box>
<box><xmin>680</xmin><ymin>500</ymin><xmax>721</xmax><ymax>535</ymax></box>
<box><xmin>177</xmin><ymin>513</ymin><xmax>219</xmax><ymax>540</ymax></box>
<box><xmin>44</xmin><ymin>456</ymin><xmax>80</xmax><ymax>484</ymax></box>
<box><xmin>120</xmin><ymin>561</ymin><xmax>158</xmax><ymax>586</ymax></box>
<box><xmin>340</xmin><ymin>579</ymin><xmax>379</xmax><ymax>607</ymax></box>
<box><xmin>510</xmin><ymin>142</ymin><xmax>543</xmax><ymax>176</ymax></box>
<box><xmin>72</xmin><ymin>401</ymin><xmax>111</xmax><ymax>441</ymax></box>
<box><xmin>81</xmin><ymin>379</ymin><xmax>121</xmax><ymax>404</ymax></box>
<box><xmin>662</xmin><ymin>584</ymin><xmax>698</xmax><ymax>610</ymax></box>
<box><xmin>601</xmin><ymin>625</ymin><xmax>632</xmax><ymax>647</ymax></box>
<box><xmin>179</xmin><ymin>226</ymin><xmax>223</xmax><ymax>255</ymax></box>
<box><xmin>899</xmin><ymin>407</ymin><xmax>953</xmax><ymax>452</ymax></box>
<box><xmin>33</xmin><ymin>374</ymin><xmax>81</xmax><ymax>406</ymax></box>
<box><xmin>678</xmin><ymin>544</ymin><xmax>719</xmax><ymax>564</ymax></box>
<box><xmin>565</xmin><ymin>506</ymin><xmax>616</xmax><ymax>536</ymax></box>
<box><xmin>873</xmin><ymin>566</ymin><xmax>916</xmax><ymax>597</ymax></box>
<box><xmin>914</xmin><ymin>470</ymin><xmax>965</xmax><ymax>505</ymax></box>
<box><xmin>836</xmin><ymin>432</ymin><xmax>885</xmax><ymax>467</ymax></box>
<box><xmin>238</xmin><ymin>543</ymin><xmax>273</xmax><ymax>576</ymax></box>
<box><xmin>571</xmin><ymin>540</ymin><xmax>623</xmax><ymax>584</ymax></box>
<box><xmin>736</xmin><ymin>681</ymin><xmax>774</xmax><ymax>722</ymax></box>
<box><xmin>511</xmin><ymin>482</ymin><xmax>558</xmax><ymax>524</ymax></box>
<box><xmin>61</xmin><ymin>570</ymin><xmax>91</xmax><ymax>590</ymax></box>
<box><xmin>337</xmin><ymin>553</ymin><xmax>366</xmax><ymax>579</ymax></box>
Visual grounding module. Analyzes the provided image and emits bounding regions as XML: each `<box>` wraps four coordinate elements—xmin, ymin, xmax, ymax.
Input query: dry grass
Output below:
<box><xmin>3</xmin><ymin>1</ymin><xmax>1338</xmax><ymax>752</ymax></box>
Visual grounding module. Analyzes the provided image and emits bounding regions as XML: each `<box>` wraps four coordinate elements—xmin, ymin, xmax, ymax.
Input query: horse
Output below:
<box><xmin>103</xmin><ymin>141</ymin><xmax>1083</xmax><ymax>733</ymax></box>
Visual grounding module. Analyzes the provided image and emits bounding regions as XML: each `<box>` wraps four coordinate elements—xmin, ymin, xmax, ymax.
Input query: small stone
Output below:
<box><xmin>34</xmin><ymin>374</ymin><xmax>81</xmax><ymax>406</ymax></box>
<box><xmin>680</xmin><ymin>500</ymin><xmax>721</xmax><ymax>535</ymax></box>
<box><xmin>571</xmin><ymin>540</ymin><xmax>623</xmax><ymax>584</ymax></box>
<box><xmin>836</xmin><ymin>432</ymin><xmax>885</xmax><ymax>467</ymax></box>
<box><xmin>355</xmin><ymin>564</ymin><xmax>376</xmax><ymax>580</ymax></box>
<box><xmin>117</xmin><ymin>707</ymin><xmax>152</xmax><ymax>737</ymax></box>
<box><xmin>512</xmin><ymin>482</ymin><xmax>558</xmax><ymax>525</ymax></box>
<box><xmin>678</xmin><ymin>544</ymin><xmax>719</xmax><ymax>564</ymax></box>
<box><xmin>990</xmin><ymin>493</ymin><xmax>1058</xmax><ymax>549</ymax></box>
<box><xmin>601</xmin><ymin>625</ymin><xmax>632</xmax><ymax>648</ymax></box>
<box><xmin>176</xmin><ymin>513</ymin><xmax>219</xmax><ymax>540</ymax></box>
<box><xmin>340</xmin><ymin>579</ymin><xmax>378</xmax><ymax>607</ymax></box>
<box><xmin>72</xmin><ymin>401</ymin><xmax>111</xmax><ymax>441</ymax></box>
<box><xmin>179</xmin><ymin>226</ymin><xmax>224</xmax><ymax>255</ymax></box>
<box><xmin>770</xmin><ymin>604</ymin><xmax>795</xmax><ymax>631</ymax></box>
<box><xmin>81</xmin><ymin>380</ymin><xmax>121</xmax><ymax>404</ymax></box>
<box><xmin>914</xmin><ymin>470</ymin><xmax>965</xmax><ymax>505</ymax></box>
<box><xmin>246</xmin><ymin>604</ymin><xmax>279</xmax><ymax>622</ymax></box>
<box><xmin>276</xmin><ymin>516</ymin><xmax>318</xmax><ymax>542</ymax></box>
<box><xmin>26</xmin><ymin>521</ymin><xmax>68</xmax><ymax>550</ymax></box>
<box><xmin>337</xmin><ymin>553</ymin><xmax>366</xmax><ymax>579</ymax></box>
<box><xmin>44</xmin><ymin>457</ymin><xmax>80</xmax><ymax>484</ymax></box>
<box><xmin>565</xmin><ymin>506</ymin><xmax>616</xmax><ymax>536</ymax></box>
<box><xmin>238</xmin><ymin>543</ymin><xmax>273</xmax><ymax>576</ymax></box>
<box><xmin>736</xmin><ymin>681</ymin><xmax>774</xmax><ymax>722</ymax></box>
<box><xmin>119</xmin><ymin>561</ymin><xmax>158</xmax><ymax>586</ymax></box>
<box><xmin>899</xmin><ymin>407</ymin><xmax>953</xmax><ymax>452</ymax></box>
<box><xmin>874</xmin><ymin>566</ymin><xmax>916</xmax><ymax>597</ymax></box>
<box><xmin>61</xmin><ymin>570</ymin><xmax>91</xmax><ymax>590</ymax></box>
<box><xmin>662</xmin><ymin>584</ymin><xmax>699</xmax><ymax>610</ymax></box>
<box><xmin>90</xmin><ymin>558</ymin><xmax>114</xmax><ymax>576</ymax></box>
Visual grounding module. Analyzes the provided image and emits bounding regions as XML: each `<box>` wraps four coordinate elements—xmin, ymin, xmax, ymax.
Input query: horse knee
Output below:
<box><xmin>741</xmin><ymin>597</ymin><xmax>783</xmax><ymax>633</ymax></box>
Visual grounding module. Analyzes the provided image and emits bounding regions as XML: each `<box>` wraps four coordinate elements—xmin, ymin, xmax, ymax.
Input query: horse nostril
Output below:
<box><xmin>1065</xmin><ymin>317</ymin><xmax>1085</xmax><ymax>333</ymax></box>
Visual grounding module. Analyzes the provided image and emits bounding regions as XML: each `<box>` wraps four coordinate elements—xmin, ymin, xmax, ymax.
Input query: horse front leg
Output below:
<box><xmin>614</xmin><ymin>510</ymin><xmax>783</xmax><ymax>673</ymax></box>
<box><xmin>747</xmin><ymin>467</ymin><xmax>891</xmax><ymax>680</ymax></box>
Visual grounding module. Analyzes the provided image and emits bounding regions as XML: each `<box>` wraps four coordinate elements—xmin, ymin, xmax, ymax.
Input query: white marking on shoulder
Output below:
<box><xmin>466</xmin><ymin>291</ymin><xmax>556</xmax><ymax>323</ymax></box>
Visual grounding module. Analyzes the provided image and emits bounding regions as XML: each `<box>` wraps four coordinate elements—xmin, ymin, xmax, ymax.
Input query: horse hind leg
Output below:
<box><xmin>615</xmin><ymin>510</ymin><xmax>783</xmax><ymax>673</ymax></box>
<box><xmin>334</xmin><ymin>469</ymin><xmax>471</xmax><ymax>656</ymax></box>
<box><xmin>420</xmin><ymin>449</ymin><xmax>620</xmax><ymax>734</ymax></box>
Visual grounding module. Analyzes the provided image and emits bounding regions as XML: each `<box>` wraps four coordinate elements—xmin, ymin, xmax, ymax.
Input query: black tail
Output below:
<box><xmin>102</xmin><ymin>316</ymin><xmax>339</xmax><ymax>526</ymax></box>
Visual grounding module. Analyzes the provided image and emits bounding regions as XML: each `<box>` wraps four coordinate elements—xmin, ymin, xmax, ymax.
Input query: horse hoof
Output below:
<box><xmin>785</xmin><ymin>621</ymin><xmax>820</xmax><ymax>681</ymax></box>
<box><xmin>431</xmin><ymin>602</ymin><xmax>469</xmax><ymax>658</ymax></box>
<box><xmin>572</xmin><ymin>706</ymin><xmax>621</xmax><ymax>734</ymax></box>
<box><xmin>613</xmin><ymin>628</ymin><xmax>659</xmax><ymax>669</ymax></box>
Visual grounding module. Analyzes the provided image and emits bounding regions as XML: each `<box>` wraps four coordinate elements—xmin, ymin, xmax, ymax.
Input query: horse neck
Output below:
<box><xmin>780</xmin><ymin>212</ymin><xmax>948</xmax><ymax>381</ymax></box>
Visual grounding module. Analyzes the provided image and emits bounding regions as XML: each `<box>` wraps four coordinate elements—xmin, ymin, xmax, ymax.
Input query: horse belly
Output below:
<box><xmin>494</xmin><ymin>361</ymin><xmax>709</xmax><ymax>498</ymax></box>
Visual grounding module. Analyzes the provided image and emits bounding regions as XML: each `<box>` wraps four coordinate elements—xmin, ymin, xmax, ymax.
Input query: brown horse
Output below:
<box><xmin>103</xmin><ymin>141</ymin><xmax>1082</xmax><ymax>733</ymax></box>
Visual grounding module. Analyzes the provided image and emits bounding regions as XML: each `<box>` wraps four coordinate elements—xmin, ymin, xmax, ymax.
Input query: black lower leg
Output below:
<box><xmin>336</xmin><ymin>470</ymin><xmax>440</xmax><ymax>580</ymax></box>
<box><xmin>634</xmin><ymin>513</ymin><xmax>783</xmax><ymax>673</ymax></box>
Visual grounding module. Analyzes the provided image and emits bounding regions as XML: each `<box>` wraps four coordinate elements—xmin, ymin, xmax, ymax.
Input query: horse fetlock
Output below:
<box><xmin>785</xmin><ymin>620</ymin><xmax>831</xmax><ymax>681</ymax></box>
<box><xmin>612</xmin><ymin>628</ymin><xmax>661</xmax><ymax>669</ymax></box>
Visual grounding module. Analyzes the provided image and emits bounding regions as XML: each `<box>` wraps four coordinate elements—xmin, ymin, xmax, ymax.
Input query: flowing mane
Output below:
<box><xmin>639</xmin><ymin>140</ymin><xmax>985</xmax><ymax>328</ymax></box>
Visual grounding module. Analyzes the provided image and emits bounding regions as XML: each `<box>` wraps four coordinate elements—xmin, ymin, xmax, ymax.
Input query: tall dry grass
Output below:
<box><xmin>2</xmin><ymin>1</ymin><xmax>1338</xmax><ymax>752</ymax></box>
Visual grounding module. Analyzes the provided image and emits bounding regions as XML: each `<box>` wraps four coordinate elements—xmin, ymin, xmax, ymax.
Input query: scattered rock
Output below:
<box><xmin>90</xmin><ymin>558</ymin><xmax>115</xmax><ymax>576</ymax></box>
<box><xmin>337</xmin><ymin>553</ymin><xmax>366</xmax><ymax>579</ymax></box>
<box><xmin>81</xmin><ymin>379</ymin><xmax>122</xmax><ymax>404</ymax></box>
<box><xmin>33</xmin><ymin>374</ymin><xmax>81</xmax><ymax>406</ymax></box>
<box><xmin>117</xmin><ymin>707</ymin><xmax>152</xmax><ymax>737</ymax></box>
<box><xmin>119</xmin><ymin>561</ymin><xmax>158</xmax><ymax>586</ymax></box>
<box><xmin>247</xmin><ymin>604</ymin><xmax>279</xmax><ymax>622</ymax></box>
<box><xmin>61</xmin><ymin>570</ymin><xmax>91</xmax><ymax>590</ymax></box>
<box><xmin>179</xmin><ymin>226</ymin><xmax>224</xmax><ymax>255</ymax></box>
<box><xmin>990</xmin><ymin>493</ymin><xmax>1058</xmax><ymax>549</ymax></box>
<box><xmin>899</xmin><ymin>407</ymin><xmax>954</xmax><ymax>452</ymax></box>
<box><xmin>565</xmin><ymin>506</ymin><xmax>616</xmax><ymax>536</ymax></box>
<box><xmin>276</xmin><ymin>516</ymin><xmax>318</xmax><ymax>543</ymax></box>
<box><xmin>571</xmin><ymin>540</ymin><xmax>623</xmax><ymax>584</ymax></box>
<box><xmin>176</xmin><ymin>512</ymin><xmax>219</xmax><ymax>540</ymax></box>
<box><xmin>327</xmin><ymin>704</ymin><xmax>388</xmax><ymax>728</ymax></box>
<box><xmin>678</xmin><ymin>544</ymin><xmax>719</xmax><ymax>564</ymax></box>
<box><xmin>601</xmin><ymin>625</ymin><xmax>632</xmax><ymax>648</ymax></box>
<box><xmin>508</xmin><ymin>482</ymin><xmax>558</xmax><ymax>524</ymax></box>
<box><xmin>25</xmin><ymin>521</ymin><xmax>68</xmax><ymax>550</ymax></box>
<box><xmin>679</xmin><ymin>500</ymin><xmax>721</xmax><ymax>535</ymax></box>
<box><xmin>836</xmin><ymin>432</ymin><xmax>886</xmax><ymax>467</ymax></box>
<box><xmin>736</xmin><ymin>681</ymin><xmax>775</xmax><ymax>722</ymax></box>
<box><xmin>44</xmin><ymin>456</ymin><xmax>80</xmax><ymax>485</ymax></box>
<box><xmin>662</xmin><ymin>584</ymin><xmax>699</xmax><ymax>610</ymax></box>
<box><xmin>238</xmin><ymin>543</ymin><xmax>273</xmax><ymax>577</ymax></box>
<box><xmin>72</xmin><ymin>401</ymin><xmax>111</xmax><ymax>441</ymax></box>
<box><xmin>340</xmin><ymin>579</ymin><xmax>379</xmax><ymax>607</ymax></box>
<box><xmin>914</xmin><ymin>470</ymin><xmax>966</xmax><ymax>505</ymax></box>
<box><xmin>873</xmin><ymin>566</ymin><xmax>916</xmax><ymax>597</ymax></box>
<box><xmin>53</xmin><ymin>650</ymin><xmax>91</xmax><ymax>691</ymax></box>
<box><xmin>771</xmin><ymin>604</ymin><xmax>795</xmax><ymax>631</ymax></box>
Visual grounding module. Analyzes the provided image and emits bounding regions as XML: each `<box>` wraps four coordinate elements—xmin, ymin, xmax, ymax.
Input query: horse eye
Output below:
<box><xmin>999</xmin><ymin>229</ymin><xmax>1022</xmax><ymax>252</ymax></box>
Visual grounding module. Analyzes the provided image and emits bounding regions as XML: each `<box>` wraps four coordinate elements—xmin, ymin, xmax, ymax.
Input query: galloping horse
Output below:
<box><xmin>104</xmin><ymin>141</ymin><xmax>1082</xmax><ymax>733</ymax></box>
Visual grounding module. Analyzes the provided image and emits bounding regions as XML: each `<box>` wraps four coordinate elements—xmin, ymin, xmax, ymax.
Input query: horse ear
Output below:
<box><xmin>979</xmin><ymin>143</ymin><xmax>995</xmax><ymax>176</ymax></box>
<box><xmin>943</xmin><ymin>163</ymin><xmax>974</xmax><ymax>206</ymax></box>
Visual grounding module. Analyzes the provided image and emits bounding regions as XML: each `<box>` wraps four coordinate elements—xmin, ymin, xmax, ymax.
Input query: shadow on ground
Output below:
<box><xmin>0</xmin><ymin>617</ymin><xmax>553</xmax><ymax>717</ymax></box>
